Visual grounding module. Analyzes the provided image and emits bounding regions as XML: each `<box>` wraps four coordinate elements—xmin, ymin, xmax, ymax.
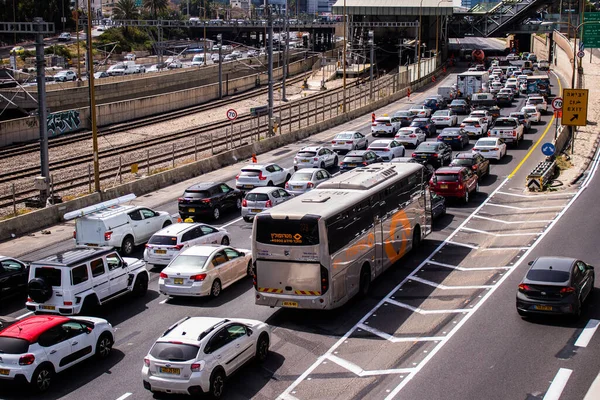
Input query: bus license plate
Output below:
<box><xmin>534</xmin><ymin>305</ymin><xmax>552</xmax><ymax>311</ymax></box>
<box><xmin>155</xmin><ymin>249</ymin><xmax>167</xmax><ymax>254</ymax></box>
<box><xmin>0</xmin><ymin>369</ymin><xmax>9</xmax><ymax>376</ymax></box>
<box><xmin>160</xmin><ymin>367</ymin><xmax>180</xmax><ymax>374</ymax></box>
<box><xmin>174</xmin><ymin>278</ymin><xmax>184</xmax><ymax>285</ymax></box>
<box><xmin>41</xmin><ymin>305</ymin><xmax>55</xmax><ymax>310</ymax></box>
<box><xmin>188</xmin><ymin>208</ymin><xmax>195</xmax><ymax>212</ymax></box>
<box><xmin>282</xmin><ymin>301</ymin><xmax>298</xmax><ymax>308</ymax></box>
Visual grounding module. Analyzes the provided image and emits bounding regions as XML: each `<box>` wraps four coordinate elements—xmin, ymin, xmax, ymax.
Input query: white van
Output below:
<box><xmin>71</xmin><ymin>200</ymin><xmax>173</xmax><ymax>256</ymax></box>
<box><xmin>192</xmin><ymin>54</ymin><xmax>213</xmax><ymax>66</ymax></box>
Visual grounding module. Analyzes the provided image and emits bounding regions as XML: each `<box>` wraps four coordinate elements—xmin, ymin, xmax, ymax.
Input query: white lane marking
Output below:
<box><xmin>278</xmin><ymin>174</ymin><xmax>513</xmax><ymax>400</ymax></box>
<box><xmin>280</xmin><ymin>394</ymin><xmax>301</xmax><ymax>400</ymax></box>
<box><xmin>326</xmin><ymin>354</ymin><xmax>414</xmax><ymax>377</ymax></box>
<box><xmin>461</xmin><ymin>227</ymin><xmax>543</xmax><ymax>237</ymax></box>
<box><xmin>445</xmin><ymin>240</ymin><xmax>479</xmax><ymax>250</ymax></box>
<box><xmin>219</xmin><ymin>216</ymin><xmax>243</xmax><ymax>229</ymax></box>
<box><xmin>115</xmin><ymin>393</ymin><xmax>133</xmax><ymax>400</ymax></box>
<box><xmin>159</xmin><ymin>298</ymin><xmax>169</xmax><ymax>304</ymax></box>
<box><xmin>480</xmin><ymin>246</ymin><xmax>531</xmax><ymax>251</ymax></box>
<box><xmin>543</xmin><ymin>368</ymin><xmax>573</xmax><ymax>400</ymax></box>
<box><xmin>472</xmin><ymin>215</ymin><xmax>554</xmax><ymax>224</ymax></box>
<box><xmin>383</xmin><ymin>142</ymin><xmax>600</xmax><ymax>400</ymax></box>
<box><xmin>387</xmin><ymin>299</ymin><xmax>472</xmax><ymax>314</ymax></box>
<box><xmin>410</xmin><ymin>276</ymin><xmax>493</xmax><ymax>290</ymax></box>
<box><xmin>358</xmin><ymin>323</ymin><xmax>445</xmax><ymax>343</ymax></box>
<box><xmin>487</xmin><ymin>203</ymin><xmax>565</xmax><ymax>211</ymax></box>
<box><xmin>583</xmin><ymin>368</ymin><xmax>600</xmax><ymax>400</ymax></box>
<box><xmin>427</xmin><ymin>260</ymin><xmax>511</xmax><ymax>271</ymax></box>
<box><xmin>16</xmin><ymin>311</ymin><xmax>33</xmax><ymax>320</ymax></box>
<box><xmin>574</xmin><ymin>319</ymin><xmax>600</xmax><ymax>348</ymax></box>
<box><xmin>497</xmin><ymin>191</ymin><xmax>575</xmax><ymax>198</ymax></box>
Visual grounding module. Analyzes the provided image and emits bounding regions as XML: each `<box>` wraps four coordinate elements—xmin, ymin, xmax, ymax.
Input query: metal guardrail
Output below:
<box><xmin>526</xmin><ymin>160</ymin><xmax>555</xmax><ymax>191</ymax></box>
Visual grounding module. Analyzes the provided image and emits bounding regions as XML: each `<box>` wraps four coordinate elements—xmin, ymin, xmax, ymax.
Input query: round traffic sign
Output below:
<box><xmin>541</xmin><ymin>142</ymin><xmax>556</xmax><ymax>157</ymax></box>
<box><xmin>577</xmin><ymin>50</ymin><xmax>585</xmax><ymax>58</ymax></box>
<box><xmin>552</xmin><ymin>97</ymin><xmax>563</xmax><ymax>111</ymax></box>
<box><xmin>226</xmin><ymin>109</ymin><xmax>238</xmax><ymax>121</ymax></box>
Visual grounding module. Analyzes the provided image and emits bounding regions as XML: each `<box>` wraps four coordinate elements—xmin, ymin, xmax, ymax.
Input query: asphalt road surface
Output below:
<box><xmin>3</xmin><ymin>68</ymin><xmax>595</xmax><ymax>400</ymax></box>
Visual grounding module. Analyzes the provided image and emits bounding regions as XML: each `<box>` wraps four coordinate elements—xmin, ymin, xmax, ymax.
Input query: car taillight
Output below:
<box><xmin>144</xmin><ymin>358</ymin><xmax>150</xmax><ymax>367</ymax></box>
<box><xmin>242</xmin><ymin>199</ymin><xmax>247</xmax><ymax>206</ymax></box>
<box><xmin>339</xmin><ymin>161</ymin><xmax>345</xmax><ymax>166</ymax></box>
<box><xmin>64</xmin><ymin>301</ymin><xmax>73</xmax><ymax>306</ymax></box>
<box><xmin>19</xmin><ymin>354</ymin><xmax>35</xmax><ymax>365</ymax></box>
<box><xmin>518</xmin><ymin>283</ymin><xmax>531</xmax><ymax>292</ymax></box>
<box><xmin>313</xmin><ymin>157</ymin><xmax>318</xmax><ymax>161</ymax></box>
<box><xmin>473</xmin><ymin>148</ymin><xmax>479</xmax><ymax>151</ymax></box>
<box><xmin>409</xmin><ymin>134</ymin><xmax>416</xmax><ymax>138</ymax></box>
<box><xmin>235</xmin><ymin>174</ymin><xmax>239</xmax><ymax>179</ymax></box>
<box><xmin>362</xmin><ymin>162</ymin><xmax>368</xmax><ymax>166</ymax></box>
<box><xmin>160</xmin><ymin>272</ymin><xmax>168</xmax><ymax>279</ymax></box>
<box><xmin>488</xmin><ymin>132</ymin><xmax>491</xmax><ymax>136</ymax></box>
<box><xmin>191</xmin><ymin>362</ymin><xmax>204</xmax><ymax>372</ymax></box>
<box><xmin>372</xmin><ymin>123</ymin><xmax>377</xmax><ymax>126</ymax></box>
<box><xmin>472</xmin><ymin>165</ymin><xmax>478</xmax><ymax>170</ymax></box>
<box><xmin>202</xmin><ymin>198</ymin><xmax>211</xmax><ymax>203</ymax></box>
<box><xmin>432</xmin><ymin>153</ymin><xmax>438</xmax><ymax>158</ymax></box>
<box><xmin>104</xmin><ymin>231</ymin><xmax>112</xmax><ymax>241</ymax></box>
<box><xmin>190</xmin><ymin>273</ymin><xmax>207</xmax><ymax>281</ymax></box>
<box><xmin>437</xmin><ymin>135</ymin><xmax>442</xmax><ymax>140</ymax></box>
<box><xmin>412</xmin><ymin>153</ymin><xmax>416</xmax><ymax>157</ymax></box>
<box><xmin>346</xmin><ymin>140</ymin><xmax>353</xmax><ymax>144</ymax></box>
<box><xmin>331</xmin><ymin>141</ymin><xmax>336</xmax><ymax>144</ymax></box>
<box><xmin>560</xmin><ymin>287</ymin><xmax>576</xmax><ymax>294</ymax></box>
<box><xmin>512</xmin><ymin>130</ymin><xmax>517</xmax><ymax>136</ymax></box>
<box><xmin>307</xmin><ymin>182</ymin><xmax>314</xmax><ymax>188</ymax></box>
<box><xmin>258</xmin><ymin>173</ymin><xmax>267</xmax><ymax>181</ymax></box>
<box><xmin>444</xmin><ymin>117</ymin><xmax>449</xmax><ymax>120</ymax></box>
<box><xmin>321</xmin><ymin>265</ymin><xmax>329</xmax><ymax>294</ymax></box>
<box><xmin>385</xmin><ymin>123</ymin><xmax>391</xmax><ymax>126</ymax></box>
<box><xmin>383</xmin><ymin>148</ymin><xmax>390</xmax><ymax>152</ymax></box>
<box><xmin>493</xmin><ymin>148</ymin><xmax>499</xmax><ymax>151</ymax></box>
<box><xmin>458</xmin><ymin>184</ymin><xmax>464</xmax><ymax>190</ymax></box>
<box><xmin>474</xmin><ymin>124</ymin><xmax>481</xmax><ymax>128</ymax></box>
<box><xmin>460</xmin><ymin>124</ymin><xmax>465</xmax><ymax>128</ymax></box>
<box><xmin>171</xmin><ymin>244</ymin><xmax>184</xmax><ymax>251</ymax></box>
<box><xmin>265</xmin><ymin>200</ymin><xmax>272</xmax><ymax>207</ymax></box>
<box><xmin>73</xmin><ymin>230</ymin><xmax>76</xmax><ymax>239</ymax></box>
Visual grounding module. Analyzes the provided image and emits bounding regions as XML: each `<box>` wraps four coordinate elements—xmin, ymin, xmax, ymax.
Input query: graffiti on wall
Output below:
<box><xmin>47</xmin><ymin>110</ymin><xmax>81</xmax><ymax>137</ymax></box>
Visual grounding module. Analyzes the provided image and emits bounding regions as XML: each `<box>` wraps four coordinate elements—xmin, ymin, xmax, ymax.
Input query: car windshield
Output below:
<box><xmin>183</xmin><ymin>190</ymin><xmax>209</xmax><ymax>199</ymax></box>
<box><xmin>462</xmin><ymin>121</ymin><xmax>479</xmax><ymax>126</ymax></box>
<box><xmin>290</xmin><ymin>172</ymin><xmax>313</xmax><ymax>182</ymax></box>
<box><xmin>510</xmin><ymin>113</ymin><xmax>524</xmax><ymax>119</ymax></box>
<box><xmin>149</xmin><ymin>235</ymin><xmax>178</xmax><ymax>245</ymax></box>
<box><xmin>375</xmin><ymin>118</ymin><xmax>390</xmax><ymax>123</ymax></box>
<box><xmin>394</xmin><ymin>111</ymin><xmax>411</xmax><ymax>117</ymax></box>
<box><xmin>336</xmin><ymin>133</ymin><xmax>353</xmax><ymax>139</ymax></box>
<box><xmin>297</xmin><ymin>151</ymin><xmax>317</xmax><ymax>157</ymax></box>
<box><xmin>416</xmin><ymin>143</ymin><xmax>439</xmax><ymax>151</ymax></box>
<box><xmin>0</xmin><ymin>337</ymin><xmax>29</xmax><ymax>354</ymax></box>
<box><xmin>435</xmin><ymin>173</ymin><xmax>459</xmax><ymax>182</ymax></box>
<box><xmin>526</xmin><ymin>269</ymin><xmax>570</xmax><ymax>283</ymax></box>
<box><xmin>477</xmin><ymin>140</ymin><xmax>497</xmax><ymax>147</ymax></box>
<box><xmin>150</xmin><ymin>342</ymin><xmax>200</xmax><ymax>361</ymax></box>
<box><xmin>523</xmin><ymin>108</ymin><xmax>537</xmax><ymax>114</ymax></box>
<box><xmin>528</xmin><ymin>98</ymin><xmax>543</xmax><ymax>104</ymax></box>
<box><xmin>246</xmin><ymin>193</ymin><xmax>270</xmax><ymax>201</ymax></box>
<box><xmin>451</xmin><ymin>101</ymin><xmax>466</xmax><ymax>106</ymax></box>
<box><xmin>411</xmin><ymin>121</ymin><xmax>426</xmax><ymax>126</ymax></box>
<box><xmin>168</xmin><ymin>255</ymin><xmax>209</xmax><ymax>270</ymax></box>
<box><xmin>495</xmin><ymin>120</ymin><xmax>517</xmax><ymax>127</ymax></box>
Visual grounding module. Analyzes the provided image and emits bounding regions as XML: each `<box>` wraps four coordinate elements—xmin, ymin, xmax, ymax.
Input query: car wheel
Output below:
<box><xmin>31</xmin><ymin>364</ymin><xmax>54</xmax><ymax>393</ymax></box>
<box><xmin>120</xmin><ymin>236</ymin><xmax>135</xmax><ymax>256</ymax></box>
<box><xmin>256</xmin><ymin>333</ymin><xmax>270</xmax><ymax>362</ymax></box>
<box><xmin>235</xmin><ymin>198</ymin><xmax>242</xmax><ymax>210</ymax></box>
<box><xmin>132</xmin><ymin>274</ymin><xmax>149</xmax><ymax>297</ymax></box>
<box><xmin>464</xmin><ymin>190</ymin><xmax>470</xmax><ymax>204</ymax></box>
<box><xmin>162</xmin><ymin>221</ymin><xmax>172</xmax><ymax>229</ymax></box>
<box><xmin>210</xmin><ymin>369</ymin><xmax>226</xmax><ymax>399</ymax></box>
<box><xmin>364</xmin><ymin>140</ymin><xmax>369</xmax><ymax>149</ymax></box>
<box><xmin>333</xmin><ymin>156</ymin><xmax>338</xmax><ymax>166</ymax></box>
<box><xmin>220</xmin><ymin>236</ymin><xmax>230</xmax><ymax>245</ymax></box>
<box><xmin>320</xmin><ymin>162</ymin><xmax>325</xmax><ymax>169</ymax></box>
<box><xmin>358</xmin><ymin>265</ymin><xmax>371</xmax><ymax>298</ymax></box>
<box><xmin>211</xmin><ymin>279</ymin><xmax>222</xmax><ymax>298</ymax></box>
<box><xmin>212</xmin><ymin>207</ymin><xmax>221</xmax><ymax>220</ymax></box>
<box><xmin>81</xmin><ymin>295</ymin><xmax>100</xmax><ymax>315</ymax></box>
<box><xmin>267</xmin><ymin>181</ymin><xmax>274</xmax><ymax>186</ymax></box>
<box><xmin>95</xmin><ymin>333</ymin><xmax>114</xmax><ymax>359</ymax></box>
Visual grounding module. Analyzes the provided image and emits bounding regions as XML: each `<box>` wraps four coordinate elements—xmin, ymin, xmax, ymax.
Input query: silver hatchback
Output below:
<box><xmin>241</xmin><ymin>187</ymin><xmax>293</xmax><ymax>222</ymax></box>
<box><xmin>285</xmin><ymin>168</ymin><xmax>331</xmax><ymax>195</ymax></box>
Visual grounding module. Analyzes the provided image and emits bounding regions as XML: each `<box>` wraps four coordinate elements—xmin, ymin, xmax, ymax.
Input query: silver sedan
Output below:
<box><xmin>285</xmin><ymin>168</ymin><xmax>331</xmax><ymax>195</ymax></box>
<box><xmin>367</xmin><ymin>139</ymin><xmax>406</xmax><ymax>161</ymax></box>
<box><xmin>331</xmin><ymin>131</ymin><xmax>368</xmax><ymax>153</ymax></box>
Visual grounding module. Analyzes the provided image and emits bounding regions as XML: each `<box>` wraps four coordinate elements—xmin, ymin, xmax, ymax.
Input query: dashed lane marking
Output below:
<box><xmin>480</xmin><ymin>246</ymin><xmax>531</xmax><ymax>251</ymax></box>
<box><xmin>445</xmin><ymin>240</ymin><xmax>479</xmax><ymax>250</ymax></box>
<box><xmin>574</xmin><ymin>319</ymin><xmax>600</xmax><ymax>348</ymax></box>
<box><xmin>326</xmin><ymin>354</ymin><xmax>415</xmax><ymax>377</ymax></box>
<box><xmin>409</xmin><ymin>276</ymin><xmax>494</xmax><ymax>290</ymax></box>
<box><xmin>387</xmin><ymin>299</ymin><xmax>473</xmax><ymax>315</ymax></box>
<box><xmin>543</xmin><ymin>368</ymin><xmax>572</xmax><ymax>400</ymax></box>
<box><xmin>219</xmin><ymin>216</ymin><xmax>243</xmax><ymax>229</ymax></box>
<box><xmin>472</xmin><ymin>215</ymin><xmax>554</xmax><ymax>224</ymax></box>
<box><xmin>16</xmin><ymin>311</ymin><xmax>33</xmax><ymax>320</ymax></box>
<box><xmin>358</xmin><ymin>323</ymin><xmax>445</xmax><ymax>343</ymax></box>
<box><xmin>496</xmin><ymin>191</ymin><xmax>575</xmax><ymax>198</ymax></box>
<box><xmin>426</xmin><ymin>260</ymin><xmax>511</xmax><ymax>271</ymax></box>
<box><xmin>487</xmin><ymin>203</ymin><xmax>566</xmax><ymax>211</ymax></box>
<box><xmin>460</xmin><ymin>227</ymin><xmax>543</xmax><ymax>237</ymax></box>
<box><xmin>115</xmin><ymin>393</ymin><xmax>132</xmax><ymax>400</ymax></box>
<box><xmin>159</xmin><ymin>298</ymin><xmax>169</xmax><ymax>304</ymax></box>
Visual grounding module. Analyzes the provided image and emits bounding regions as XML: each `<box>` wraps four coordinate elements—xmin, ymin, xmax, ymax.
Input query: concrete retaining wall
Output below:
<box><xmin>553</xmin><ymin>31</ymin><xmax>574</xmax><ymax>85</ymax></box>
<box><xmin>532</xmin><ymin>35</ymin><xmax>550</xmax><ymax>61</ymax></box>
<box><xmin>0</xmin><ymin>63</ymin><xmax>442</xmax><ymax>242</ymax></box>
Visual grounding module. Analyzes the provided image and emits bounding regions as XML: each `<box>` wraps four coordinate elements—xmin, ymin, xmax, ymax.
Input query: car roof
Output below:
<box><xmin>346</xmin><ymin>150</ymin><xmax>368</xmax><ymax>156</ymax></box>
<box><xmin>179</xmin><ymin>244</ymin><xmax>226</xmax><ymax>257</ymax></box>
<box><xmin>162</xmin><ymin>317</ymin><xmax>228</xmax><ymax>343</ymax></box>
<box><xmin>32</xmin><ymin>247</ymin><xmax>115</xmax><ymax>267</ymax></box>
<box><xmin>413</xmin><ymin>118</ymin><xmax>430</xmax><ymax>122</ymax></box>
<box><xmin>156</xmin><ymin>223</ymin><xmax>202</xmax><ymax>236</ymax></box>
<box><xmin>247</xmin><ymin>186</ymin><xmax>284</xmax><ymax>193</ymax></box>
<box><xmin>454</xmin><ymin>152</ymin><xmax>475</xmax><ymax>159</ymax></box>
<box><xmin>0</xmin><ymin>315</ymin><xmax>70</xmax><ymax>343</ymax></box>
<box><xmin>335</xmin><ymin>131</ymin><xmax>360</xmax><ymax>135</ymax></box>
<box><xmin>530</xmin><ymin>257</ymin><xmax>576</xmax><ymax>273</ymax></box>
<box><xmin>186</xmin><ymin>182</ymin><xmax>221</xmax><ymax>190</ymax></box>
<box><xmin>298</xmin><ymin>146</ymin><xmax>324</xmax><ymax>152</ymax></box>
<box><xmin>436</xmin><ymin>167</ymin><xmax>465</xmax><ymax>173</ymax></box>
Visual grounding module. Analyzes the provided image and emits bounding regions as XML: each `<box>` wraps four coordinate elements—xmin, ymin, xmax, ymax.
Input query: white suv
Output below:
<box><xmin>293</xmin><ymin>146</ymin><xmax>338</xmax><ymax>170</ymax></box>
<box><xmin>371</xmin><ymin>117</ymin><xmax>399</xmax><ymax>137</ymax></box>
<box><xmin>0</xmin><ymin>315</ymin><xmax>114</xmax><ymax>392</ymax></box>
<box><xmin>235</xmin><ymin>163</ymin><xmax>292</xmax><ymax>190</ymax></box>
<box><xmin>26</xmin><ymin>247</ymin><xmax>149</xmax><ymax>315</ymax></box>
<box><xmin>142</xmin><ymin>317</ymin><xmax>271</xmax><ymax>398</ymax></box>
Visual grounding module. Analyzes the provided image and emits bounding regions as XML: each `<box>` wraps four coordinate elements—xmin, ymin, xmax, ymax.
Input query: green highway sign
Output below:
<box><xmin>584</xmin><ymin>12</ymin><xmax>600</xmax><ymax>48</ymax></box>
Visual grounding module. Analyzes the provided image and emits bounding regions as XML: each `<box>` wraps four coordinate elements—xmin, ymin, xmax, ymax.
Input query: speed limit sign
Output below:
<box><xmin>552</xmin><ymin>97</ymin><xmax>563</xmax><ymax>111</ymax></box>
<box><xmin>226</xmin><ymin>109</ymin><xmax>238</xmax><ymax>121</ymax></box>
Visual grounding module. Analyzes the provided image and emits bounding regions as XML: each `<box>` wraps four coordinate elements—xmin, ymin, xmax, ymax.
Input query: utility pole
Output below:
<box><xmin>34</xmin><ymin>18</ymin><xmax>50</xmax><ymax>204</ymax></box>
<box><xmin>282</xmin><ymin>2</ymin><xmax>290</xmax><ymax>101</ymax></box>
<box><xmin>86</xmin><ymin>0</ymin><xmax>100</xmax><ymax>192</ymax></box>
<box><xmin>203</xmin><ymin>3</ymin><xmax>207</xmax><ymax>65</ymax></box>
<box><xmin>218</xmin><ymin>34</ymin><xmax>223</xmax><ymax>99</ymax></box>
<box><xmin>267</xmin><ymin>5</ymin><xmax>274</xmax><ymax>136</ymax></box>
<box><xmin>342</xmin><ymin>0</ymin><xmax>347</xmax><ymax>112</ymax></box>
<box><xmin>369</xmin><ymin>30</ymin><xmax>374</xmax><ymax>99</ymax></box>
<box><xmin>76</xmin><ymin>0</ymin><xmax>82</xmax><ymax>80</ymax></box>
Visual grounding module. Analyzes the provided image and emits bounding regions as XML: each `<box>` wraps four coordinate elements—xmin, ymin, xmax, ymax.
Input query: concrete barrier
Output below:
<box><xmin>553</xmin><ymin>31</ymin><xmax>574</xmax><ymax>84</ymax></box>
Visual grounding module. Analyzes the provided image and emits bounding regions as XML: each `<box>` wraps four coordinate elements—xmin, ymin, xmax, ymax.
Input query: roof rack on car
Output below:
<box><xmin>198</xmin><ymin>319</ymin><xmax>230</xmax><ymax>341</ymax></box>
<box><xmin>162</xmin><ymin>316</ymin><xmax>191</xmax><ymax>336</ymax></box>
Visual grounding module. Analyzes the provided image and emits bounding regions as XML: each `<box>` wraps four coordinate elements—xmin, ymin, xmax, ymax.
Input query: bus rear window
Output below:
<box><xmin>255</xmin><ymin>215</ymin><xmax>320</xmax><ymax>246</ymax></box>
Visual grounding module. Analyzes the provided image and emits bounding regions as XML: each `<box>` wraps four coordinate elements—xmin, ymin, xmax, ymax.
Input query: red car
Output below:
<box><xmin>429</xmin><ymin>166</ymin><xmax>479</xmax><ymax>204</ymax></box>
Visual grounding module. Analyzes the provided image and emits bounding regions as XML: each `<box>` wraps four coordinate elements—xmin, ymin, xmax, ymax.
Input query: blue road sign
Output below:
<box><xmin>541</xmin><ymin>142</ymin><xmax>556</xmax><ymax>156</ymax></box>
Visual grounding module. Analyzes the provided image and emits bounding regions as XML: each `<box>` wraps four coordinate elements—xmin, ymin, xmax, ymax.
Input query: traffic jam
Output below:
<box><xmin>0</xmin><ymin>51</ymin><xmax>579</xmax><ymax>400</ymax></box>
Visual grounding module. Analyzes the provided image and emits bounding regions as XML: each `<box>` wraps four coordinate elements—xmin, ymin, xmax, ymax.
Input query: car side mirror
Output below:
<box><xmin>247</xmin><ymin>328</ymin><xmax>253</xmax><ymax>336</ymax></box>
<box><xmin>122</xmin><ymin>261</ymin><xmax>128</xmax><ymax>268</ymax></box>
<box><xmin>527</xmin><ymin>260</ymin><xmax>534</xmax><ymax>266</ymax></box>
<box><xmin>240</xmin><ymin>252</ymin><xmax>245</xmax><ymax>256</ymax></box>
<box><xmin>588</xmin><ymin>265</ymin><xmax>594</xmax><ymax>270</ymax></box>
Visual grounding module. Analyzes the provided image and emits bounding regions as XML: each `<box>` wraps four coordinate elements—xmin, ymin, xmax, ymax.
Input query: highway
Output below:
<box><xmin>2</xmin><ymin>67</ymin><xmax>597</xmax><ymax>400</ymax></box>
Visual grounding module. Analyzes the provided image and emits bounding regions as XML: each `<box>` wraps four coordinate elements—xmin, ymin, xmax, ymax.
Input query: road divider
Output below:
<box><xmin>526</xmin><ymin>160</ymin><xmax>556</xmax><ymax>191</ymax></box>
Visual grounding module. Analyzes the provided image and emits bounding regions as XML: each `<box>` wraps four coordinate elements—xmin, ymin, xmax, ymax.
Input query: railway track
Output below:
<box><xmin>0</xmin><ymin>73</ymin><xmax>308</xmax><ymax>160</ymax></box>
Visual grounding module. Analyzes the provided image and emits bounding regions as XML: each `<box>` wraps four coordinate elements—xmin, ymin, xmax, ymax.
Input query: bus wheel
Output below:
<box><xmin>412</xmin><ymin>226</ymin><xmax>422</xmax><ymax>251</ymax></box>
<box><xmin>358</xmin><ymin>265</ymin><xmax>371</xmax><ymax>298</ymax></box>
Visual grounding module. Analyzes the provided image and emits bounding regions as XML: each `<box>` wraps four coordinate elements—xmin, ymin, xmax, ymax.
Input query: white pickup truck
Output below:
<box><xmin>488</xmin><ymin>117</ymin><xmax>524</xmax><ymax>146</ymax></box>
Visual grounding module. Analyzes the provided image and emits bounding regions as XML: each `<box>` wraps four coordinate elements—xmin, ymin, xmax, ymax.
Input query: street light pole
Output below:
<box><xmin>368</xmin><ymin>30</ymin><xmax>374</xmax><ymax>99</ymax></box>
<box><xmin>86</xmin><ymin>0</ymin><xmax>100</xmax><ymax>192</ymax></box>
<box><xmin>417</xmin><ymin>0</ymin><xmax>423</xmax><ymax>81</ymax></box>
<box><xmin>203</xmin><ymin>3</ymin><xmax>207</xmax><ymax>65</ymax></box>
<box><xmin>342</xmin><ymin>0</ymin><xmax>347</xmax><ymax>112</ymax></box>
<box><xmin>267</xmin><ymin>5</ymin><xmax>274</xmax><ymax>135</ymax></box>
<box><xmin>282</xmin><ymin>1</ymin><xmax>289</xmax><ymax>101</ymax></box>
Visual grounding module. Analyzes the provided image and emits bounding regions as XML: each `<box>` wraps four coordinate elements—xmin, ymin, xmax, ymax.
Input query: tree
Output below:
<box><xmin>143</xmin><ymin>0</ymin><xmax>169</xmax><ymax>19</ymax></box>
<box><xmin>113</xmin><ymin>0</ymin><xmax>140</xmax><ymax>20</ymax></box>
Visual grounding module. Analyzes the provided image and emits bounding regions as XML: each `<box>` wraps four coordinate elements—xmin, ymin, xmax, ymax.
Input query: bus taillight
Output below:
<box><xmin>320</xmin><ymin>265</ymin><xmax>329</xmax><ymax>294</ymax></box>
<box><xmin>252</xmin><ymin>261</ymin><xmax>257</xmax><ymax>289</ymax></box>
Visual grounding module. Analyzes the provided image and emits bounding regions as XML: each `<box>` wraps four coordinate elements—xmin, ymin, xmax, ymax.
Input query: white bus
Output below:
<box><xmin>251</xmin><ymin>163</ymin><xmax>432</xmax><ymax>310</ymax></box>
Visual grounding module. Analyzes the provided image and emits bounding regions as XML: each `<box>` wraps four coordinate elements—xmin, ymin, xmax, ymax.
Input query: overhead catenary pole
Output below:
<box><xmin>86</xmin><ymin>0</ymin><xmax>100</xmax><ymax>192</ymax></box>
<box><xmin>76</xmin><ymin>0</ymin><xmax>82</xmax><ymax>80</ymax></box>
<box><xmin>342</xmin><ymin>0</ymin><xmax>347</xmax><ymax>112</ymax></box>
<box><xmin>267</xmin><ymin>5</ymin><xmax>274</xmax><ymax>135</ymax></box>
<box><xmin>203</xmin><ymin>3</ymin><xmax>207</xmax><ymax>65</ymax></box>
<box><xmin>282</xmin><ymin>1</ymin><xmax>290</xmax><ymax>101</ymax></box>
<box><xmin>369</xmin><ymin>30</ymin><xmax>374</xmax><ymax>99</ymax></box>
<box><xmin>218</xmin><ymin>34</ymin><xmax>223</xmax><ymax>98</ymax></box>
<box><xmin>34</xmin><ymin>17</ymin><xmax>50</xmax><ymax>203</ymax></box>
<box><xmin>417</xmin><ymin>0</ymin><xmax>423</xmax><ymax>81</ymax></box>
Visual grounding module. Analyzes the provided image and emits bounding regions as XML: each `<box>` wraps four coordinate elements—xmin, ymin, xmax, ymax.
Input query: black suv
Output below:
<box><xmin>178</xmin><ymin>182</ymin><xmax>243</xmax><ymax>221</ymax></box>
<box><xmin>339</xmin><ymin>150</ymin><xmax>381</xmax><ymax>172</ymax></box>
<box><xmin>412</xmin><ymin>142</ymin><xmax>452</xmax><ymax>168</ymax></box>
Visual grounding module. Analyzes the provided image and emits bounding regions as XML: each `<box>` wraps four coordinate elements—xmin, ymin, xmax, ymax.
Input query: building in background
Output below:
<box><xmin>231</xmin><ymin>0</ymin><xmax>251</xmax><ymax>13</ymax></box>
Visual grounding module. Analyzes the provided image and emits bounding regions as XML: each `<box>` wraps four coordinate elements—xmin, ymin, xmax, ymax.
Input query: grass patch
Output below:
<box><xmin>150</xmin><ymin>166</ymin><xmax>172</xmax><ymax>175</ymax></box>
<box><xmin>62</xmin><ymin>193</ymin><xmax>88</xmax><ymax>202</ymax></box>
<box><xmin>555</xmin><ymin>155</ymin><xmax>573</xmax><ymax>170</ymax></box>
<box><xmin>0</xmin><ymin>208</ymin><xmax>33</xmax><ymax>221</ymax></box>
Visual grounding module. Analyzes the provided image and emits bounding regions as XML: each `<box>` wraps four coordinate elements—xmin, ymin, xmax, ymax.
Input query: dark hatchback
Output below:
<box><xmin>0</xmin><ymin>256</ymin><xmax>29</xmax><ymax>300</ymax></box>
<box><xmin>449</xmin><ymin>99</ymin><xmax>470</xmax><ymax>115</ymax></box>
<box><xmin>437</xmin><ymin>127</ymin><xmax>470</xmax><ymax>150</ymax></box>
<box><xmin>517</xmin><ymin>257</ymin><xmax>595</xmax><ymax>318</ymax></box>
<box><xmin>431</xmin><ymin>192</ymin><xmax>446</xmax><ymax>219</ymax></box>
<box><xmin>450</xmin><ymin>152</ymin><xmax>490</xmax><ymax>178</ymax></box>
<box><xmin>410</xmin><ymin>118</ymin><xmax>436</xmax><ymax>137</ymax></box>
<box><xmin>178</xmin><ymin>182</ymin><xmax>243</xmax><ymax>221</ymax></box>
<box><xmin>339</xmin><ymin>150</ymin><xmax>381</xmax><ymax>172</ymax></box>
<box><xmin>423</xmin><ymin>98</ymin><xmax>442</xmax><ymax>112</ymax></box>
<box><xmin>390</xmin><ymin>157</ymin><xmax>435</xmax><ymax>182</ymax></box>
<box><xmin>411</xmin><ymin>142</ymin><xmax>452</xmax><ymax>168</ymax></box>
<box><xmin>392</xmin><ymin>110</ymin><xmax>415</xmax><ymax>127</ymax></box>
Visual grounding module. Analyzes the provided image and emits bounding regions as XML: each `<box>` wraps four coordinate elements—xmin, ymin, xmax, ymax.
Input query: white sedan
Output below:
<box><xmin>521</xmin><ymin>106</ymin><xmax>541</xmax><ymax>123</ymax></box>
<box><xmin>472</xmin><ymin>137</ymin><xmax>507</xmax><ymax>161</ymax></box>
<box><xmin>460</xmin><ymin>117</ymin><xmax>489</xmax><ymax>139</ymax></box>
<box><xmin>371</xmin><ymin>116</ymin><xmax>399</xmax><ymax>136</ymax></box>
<box><xmin>235</xmin><ymin>163</ymin><xmax>292</xmax><ymax>190</ymax></box>
<box><xmin>293</xmin><ymin>146</ymin><xmax>338</xmax><ymax>170</ymax></box>
<box><xmin>395</xmin><ymin>127</ymin><xmax>427</xmax><ymax>148</ymax></box>
<box><xmin>331</xmin><ymin>131</ymin><xmax>368</xmax><ymax>152</ymax></box>
<box><xmin>367</xmin><ymin>139</ymin><xmax>406</xmax><ymax>161</ymax></box>
<box><xmin>408</xmin><ymin>105</ymin><xmax>432</xmax><ymax>118</ymax></box>
<box><xmin>431</xmin><ymin>110</ymin><xmax>458</xmax><ymax>127</ymax></box>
